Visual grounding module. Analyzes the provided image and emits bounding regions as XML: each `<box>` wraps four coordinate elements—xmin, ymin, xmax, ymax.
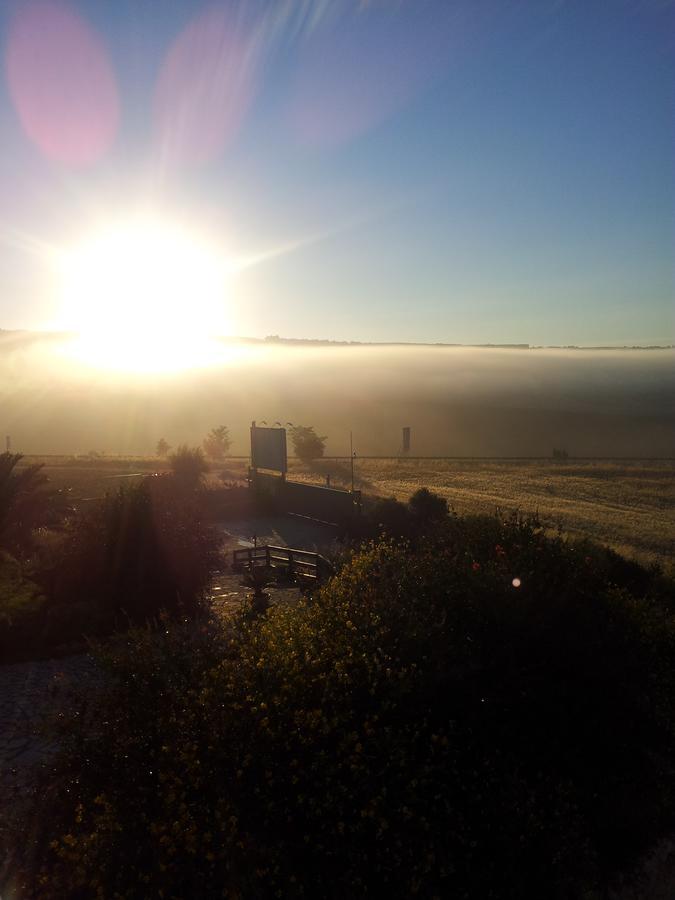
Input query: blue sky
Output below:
<box><xmin>0</xmin><ymin>0</ymin><xmax>673</xmax><ymax>345</ymax></box>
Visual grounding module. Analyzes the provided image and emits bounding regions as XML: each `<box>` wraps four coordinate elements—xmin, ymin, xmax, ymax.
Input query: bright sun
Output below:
<box><xmin>58</xmin><ymin>218</ymin><xmax>230</xmax><ymax>373</ymax></box>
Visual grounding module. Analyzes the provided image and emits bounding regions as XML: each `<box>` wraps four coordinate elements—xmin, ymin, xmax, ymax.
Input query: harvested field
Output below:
<box><xmin>297</xmin><ymin>458</ymin><xmax>674</xmax><ymax>569</ymax></box>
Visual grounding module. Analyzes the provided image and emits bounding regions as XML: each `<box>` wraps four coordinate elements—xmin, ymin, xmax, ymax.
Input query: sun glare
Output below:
<box><xmin>58</xmin><ymin>219</ymin><xmax>230</xmax><ymax>373</ymax></box>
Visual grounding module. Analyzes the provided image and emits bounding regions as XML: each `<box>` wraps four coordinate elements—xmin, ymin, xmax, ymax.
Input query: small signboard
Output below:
<box><xmin>251</xmin><ymin>425</ymin><xmax>287</xmax><ymax>473</ymax></box>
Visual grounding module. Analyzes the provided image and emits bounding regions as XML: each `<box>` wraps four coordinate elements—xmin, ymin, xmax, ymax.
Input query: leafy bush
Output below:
<box><xmin>367</xmin><ymin>494</ymin><xmax>411</xmax><ymax>536</ymax></box>
<box><xmin>168</xmin><ymin>444</ymin><xmax>209</xmax><ymax>488</ymax></box>
<box><xmin>407</xmin><ymin>485</ymin><xmax>448</xmax><ymax>521</ymax></box>
<box><xmin>43</xmin><ymin>476</ymin><xmax>221</xmax><ymax>628</ymax></box>
<box><xmin>0</xmin><ymin>452</ymin><xmax>67</xmax><ymax>557</ymax></box>
<box><xmin>361</xmin><ymin>486</ymin><xmax>449</xmax><ymax>541</ymax></box>
<box><xmin>0</xmin><ymin>551</ymin><xmax>44</xmax><ymax>661</ymax></box>
<box><xmin>30</xmin><ymin>516</ymin><xmax>675</xmax><ymax>899</ymax></box>
<box><xmin>1</xmin><ymin>547</ymin><xmax>40</xmax><ymax>602</ymax></box>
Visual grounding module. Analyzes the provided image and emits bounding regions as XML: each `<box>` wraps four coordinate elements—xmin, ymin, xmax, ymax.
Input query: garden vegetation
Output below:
<box><xmin>0</xmin><ymin>452</ymin><xmax>220</xmax><ymax>661</ymax></box>
<box><xmin>22</xmin><ymin>513</ymin><xmax>675</xmax><ymax>899</ymax></box>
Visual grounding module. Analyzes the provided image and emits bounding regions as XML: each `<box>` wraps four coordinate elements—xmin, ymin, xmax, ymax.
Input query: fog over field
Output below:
<box><xmin>1</xmin><ymin>332</ymin><xmax>673</xmax><ymax>457</ymax></box>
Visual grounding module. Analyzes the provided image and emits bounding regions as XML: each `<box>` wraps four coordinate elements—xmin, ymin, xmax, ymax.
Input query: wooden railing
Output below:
<box><xmin>231</xmin><ymin>545</ymin><xmax>334</xmax><ymax>583</ymax></box>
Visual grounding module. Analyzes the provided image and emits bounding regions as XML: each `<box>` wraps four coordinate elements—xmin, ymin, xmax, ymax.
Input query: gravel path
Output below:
<box><xmin>0</xmin><ymin>652</ymin><xmax>103</xmax><ymax>889</ymax></box>
<box><xmin>0</xmin><ymin>653</ymin><xmax>101</xmax><ymax>799</ymax></box>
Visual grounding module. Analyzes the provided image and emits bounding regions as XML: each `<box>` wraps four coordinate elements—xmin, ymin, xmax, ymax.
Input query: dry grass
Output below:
<box><xmin>292</xmin><ymin>458</ymin><xmax>675</xmax><ymax>570</ymax></box>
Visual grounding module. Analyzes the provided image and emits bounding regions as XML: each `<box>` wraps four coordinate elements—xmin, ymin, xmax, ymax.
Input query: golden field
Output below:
<box><xmin>268</xmin><ymin>457</ymin><xmax>674</xmax><ymax>570</ymax></box>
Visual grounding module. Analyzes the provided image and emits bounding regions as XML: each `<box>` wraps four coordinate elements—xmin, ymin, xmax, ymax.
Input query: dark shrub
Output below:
<box><xmin>408</xmin><ymin>485</ymin><xmax>448</xmax><ymax>522</ymax></box>
<box><xmin>368</xmin><ymin>495</ymin><xmax>411</xmax><ymax>536</ymax></box>
<box><xmin>360</xmin><ymin>487</ymin><xmax>449</xmax><ymax>541</ymax></box>
<box><xmin>30</xmin><ymin>517</ymin><xmax>675</xmax><ymax>899</ymax></box>
<box><xmin>0</xmin><ymin>551</ymin><xmax>45</xmax><ymax>659</ymax></box>
<box><xmin>168</xmin><ymin>444</ymin><xmax>209</xmax><ymax>489</ymax></box>
<box><xmin>0</xmin><ymin>552</ymin><xmax>41</xmax><ymax>623</ymax></box>
<box><xmin>0</xmin><ymin>452</ymin><xmax>67</xmax><ymax>557</ymax></box>
<box><xmin>43</xmin><ymin>476</ymin><xmax>220</xmax><ymax>627</ymax></box>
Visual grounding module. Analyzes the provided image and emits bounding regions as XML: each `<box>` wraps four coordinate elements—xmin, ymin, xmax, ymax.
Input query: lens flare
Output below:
<box><xmin>154</xmin><ymin>4</ymin><xmax>259</xmax><ymax>166</ymax></box>
<box><xmin>5</xmin><ymin>0</ymin><xmax>119</xmax><ymax>165</ymax></box>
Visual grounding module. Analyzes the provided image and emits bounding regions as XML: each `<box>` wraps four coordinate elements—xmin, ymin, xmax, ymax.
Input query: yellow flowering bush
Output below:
<box><xmin>22</xmin><ymin>515</ymin><xmax>675</xmax><ymax>898</ymax></box>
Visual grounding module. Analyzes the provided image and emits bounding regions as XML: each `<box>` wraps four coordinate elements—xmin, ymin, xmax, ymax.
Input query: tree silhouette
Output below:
<box><xmin>203</xmin><ymin>426</ymin><xmax>231</xmax><ymax>460</ymax></box>
<box><xmin>156</xmin><ymin>438</ymin><xmax>171</xmax><ymax>458</ymax></box>
<box><xmin>290</xmin><ymin>425</ymin><xmax>326</xmax><ymax>461</ymax></box>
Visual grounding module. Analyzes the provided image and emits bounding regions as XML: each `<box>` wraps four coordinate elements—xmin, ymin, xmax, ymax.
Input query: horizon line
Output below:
<box><xmin>0</xmin><ymin>327</ymin><xmax>673</xmax><ymax>351</ymax></box>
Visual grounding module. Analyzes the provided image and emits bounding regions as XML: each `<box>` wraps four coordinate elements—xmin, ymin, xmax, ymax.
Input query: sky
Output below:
<box><xmin>0</xmin><ymin>0</ymin><xmax>673</xmax><ymax>346</ymax></box>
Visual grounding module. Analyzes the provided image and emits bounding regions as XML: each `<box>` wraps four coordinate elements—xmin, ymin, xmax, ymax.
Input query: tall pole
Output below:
<box><xmin>350</xmin><ymin>431</ymin><xmax>354</xmax><ymax>493</ymax></box>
